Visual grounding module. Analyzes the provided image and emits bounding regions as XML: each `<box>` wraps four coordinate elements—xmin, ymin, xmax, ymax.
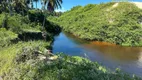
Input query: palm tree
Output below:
<box><xmin>42</xmin><ymin>0</ymin><xmax>62</xmax><ymax>12</ymax></box>
<box><xmin>0</xmin><ymin>0</ymin><xmax>31</xmax><ymax>15</ymax></box>
<box><xmin>11</xmin><ymin>0</ymin><xmax>33</xmax><ymax>15</ymax></box>
<box><xmin>0</xmin><ymin>0</ymin><xmax>13</xmax><ymax>16</ymax></box>
<box><xmin>0</xmin><ymin>0</ymin><xmax>7</xmax><ymax>12</ymax></box>
<box><xmin>41</xmin><ymin>0</ymin><xmax>63</xmax><ymax>30</ymax></box>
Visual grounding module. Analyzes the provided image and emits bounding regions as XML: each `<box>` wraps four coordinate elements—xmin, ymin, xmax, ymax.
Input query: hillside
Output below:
<box><xmin>0</xmin><ymin>2</ymin><xmax>142</xmax><ymax>80</ymax></box>
<box><xmin>49</xmin><ymin>2</ymin><xmax>142</xmax><ymax>46</ymax></box>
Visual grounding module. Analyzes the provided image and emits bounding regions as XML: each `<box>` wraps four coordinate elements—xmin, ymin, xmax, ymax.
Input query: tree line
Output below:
<box><xmin>0</xmin><ymin>0</ymin><xmax>63</xmax><ymax>15</ymax></box>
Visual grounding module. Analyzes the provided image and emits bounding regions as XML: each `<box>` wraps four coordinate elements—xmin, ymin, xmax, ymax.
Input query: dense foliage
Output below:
<box><xmin>0</xmin><ymin>13</ymin><xmax>40</xmax><ymax>33</ymax></box>
<box><xmin>49</xmin><ymin>2</ymin><xmax>142</xmax><ymax>46</ymax></box>
<box><xmin>0</xmin><ymin>11</ymin><xmax>141</xmax><ymax>80</ymax></box>
<box><xmin>0</xmin><ymin>28</ymin><xmax>18</xmax><ymax>47</ymax></box>
<box><xmin>0</xmin><ymin>10</ymin><xmax>60</xmax><ymax>80</ymax></box>
<box><xmin>0</xmin><ymin>1</ymin><xmax>142</xmax><ymax>80</ymax></box>
<box><xmin>28</xmin><ymin>10</ymin><xmax>61</xmax><ymax>34</ymax></box>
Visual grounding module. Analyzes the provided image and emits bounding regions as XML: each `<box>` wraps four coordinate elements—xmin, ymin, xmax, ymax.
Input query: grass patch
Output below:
<box><xmin>0</xmin><ymin>40</ymin><xmax>51</xmax><ymax>76</ymax></box>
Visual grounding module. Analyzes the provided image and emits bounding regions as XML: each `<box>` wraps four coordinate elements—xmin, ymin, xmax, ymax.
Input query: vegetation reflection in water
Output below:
<box><xmin>53</xmin><ymin>32</ymin><xmax>142</xmax><ymax>77</ymax></box>
<box><xmin>63</xmin><ymin>32</ymin><xmax>142</xmax><ymax>62</ymax></box>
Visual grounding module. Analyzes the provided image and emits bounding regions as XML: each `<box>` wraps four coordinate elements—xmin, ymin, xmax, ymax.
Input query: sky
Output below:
<box><xmin>34</xmin><ymin>0</ymin><xmax>142</xmax><ymax>12</ymax></box>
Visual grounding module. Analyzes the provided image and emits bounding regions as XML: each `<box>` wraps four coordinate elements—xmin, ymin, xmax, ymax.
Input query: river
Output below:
<box><xmin>52</xmin><ymin>32</ymin><xmax>142</xmax><ymax>77</ymax></box>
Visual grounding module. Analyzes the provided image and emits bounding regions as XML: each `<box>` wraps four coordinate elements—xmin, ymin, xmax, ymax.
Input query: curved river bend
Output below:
<box><xmin>52</xmin><ymin>32</ymin><xmax>142</xmax><ymax>77</ymax></box>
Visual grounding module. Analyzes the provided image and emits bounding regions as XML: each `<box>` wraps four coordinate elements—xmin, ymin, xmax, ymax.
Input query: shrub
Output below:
<box><xmin>0</xmin><ymin>28</ymin><xmax>18</xmax><ymax>47</ymax></box>
<box><xmin>49</xmin><ymin>2</ymin><xmax>142</xmax><ymax>46</ymax></box>
<box><xmin>28</xmin><ymin>10</ymin><xmax>45</xmax><ymax>23</ymax></box>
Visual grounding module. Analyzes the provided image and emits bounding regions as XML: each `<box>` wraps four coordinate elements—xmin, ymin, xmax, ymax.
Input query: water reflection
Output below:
<box><xmin>52</xmin><ymin>32</ymin><xmax>142</xmax><ymax>77</ymax></box>
<box><xmin>64</xmin><ymin>32</ymin><xmax>142</xmax><ymax>62</ymax></box>
<box><xmin>84</xmin><ymin>43</ymin><xmax>142</xmax><ymax>62</ymax></box>
<box><xmin>138</xmin><ymin>52</ymin><xmax>142</xmax><ymax>67</ymax></box>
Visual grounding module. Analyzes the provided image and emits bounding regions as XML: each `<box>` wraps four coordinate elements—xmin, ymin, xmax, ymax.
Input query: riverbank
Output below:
<box><xmin>0</xmin><ymin>11</ymin><xmax>60</xmax><ymax>79</ymax></box>
<box><xmin>53</xmin><ymin>32</ymin><xmax>142</xmax><ymax>77</ymax></box>
<box><xmin>0</xmin><ymin>10</ymin><xmax>142</xmax><ymax>80</ymax></box>
<box><xmin>49</xmin><ymin>2</ymin><xmax>142</xmax><ymax>46</ymax></box>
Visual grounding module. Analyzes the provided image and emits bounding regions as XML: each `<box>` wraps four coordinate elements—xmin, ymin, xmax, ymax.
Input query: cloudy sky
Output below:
<box><xmin>34</xmin><ymin>0</ymin><xmax>142</xmax><ymax>12</ymax></box>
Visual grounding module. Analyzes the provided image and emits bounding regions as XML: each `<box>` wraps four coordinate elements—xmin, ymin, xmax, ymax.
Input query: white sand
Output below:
<box><xmin>131</xmin><ymin>2</ymin><xmax>142</xmax><ymax>9</ymax></box>
<box><xmin>112</xmin><ymin>2</ymin><xmax>142</xmax><ymax>9</ymax></box>
<box><xmin>112</xmin><ymin>3</ymin><xmax>119</xmax><ymax>8</ymax></box>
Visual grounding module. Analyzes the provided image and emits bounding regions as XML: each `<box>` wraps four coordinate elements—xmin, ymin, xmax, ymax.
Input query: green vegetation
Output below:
<box><xmin>0</xmin><ymin>0</ymin><xmax>63</xmax><ymax>79</ymax></box>
<box><xmin>0</xmin><ymin>12</ymin><xmax>141</xmax><ymax>80</ymax></box>
<box><xmin>0</xmin><ymin>0</ymin><xmax>142</xmax><ymax>79</ymax></box>
<box><xmin>0</xmin><ymin>28</ymin><xmax>18</xmax><ymax>47</ymax></box>
<box><xmin>0</xmin><ymin>13</ymin><xmax>40</xmax><ymax>33</ymax></box>
<box><xmin>49</xmin><ymin>2</ymin><xmax>142</xmax><ymax>46</ymax></box>
<box><xmin>0</xmin><ymin>40</ymin><xmax>51</xmax><ymax>76</ymax></box>
<box><xmin>1</xmin><ymin>48</ymin><xmax>141</xmax><ymax>80</ymax></box>
<box><xmin>0</xmin><ymin>5</ymin><xmax>60</xmax><ymax>80</ymax></box>
<box><xmin>0</xmin><ymin>10</ymin><xmax>58</xmax><ymax>79</ymax></box>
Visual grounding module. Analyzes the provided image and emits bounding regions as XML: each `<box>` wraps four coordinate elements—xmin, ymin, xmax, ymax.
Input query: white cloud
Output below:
<box><xmin>55</xmin><ymin>7</ymin><xmax>66</xmax><ymax>12</ymax></box>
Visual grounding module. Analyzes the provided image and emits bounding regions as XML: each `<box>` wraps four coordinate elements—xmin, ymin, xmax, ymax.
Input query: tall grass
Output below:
<box><xmin>0</xmin><ymin>40</ymin><xmax>51</xmax><ymax>76</ymax></box>
<box><xmin>0</xmin><ymin>28</ymin><xmax>18</xmax><ymax>47</ymax></box>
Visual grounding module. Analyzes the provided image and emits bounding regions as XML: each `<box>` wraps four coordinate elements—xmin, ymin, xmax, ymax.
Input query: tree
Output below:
<box><xmin>1</xmin><ymin>0</ymin><xmax>13</xmax><ymax>16</ymax></box>
<box><xmin>0</xmin><ymin>0</ymin><xmax>8</xmax><ymax>13</ymax></box>
<box><xmin>11</xmin><ymin>0</ymin><xmax>31</xmax><ymax>15</ymax></box>
<box><xmin>41</xmin><ymin>0</ymin><xmax>63</xmax><ymax>30</ymax></box>
<box><xmin>0</xmin><ymin>0</ymin><xmax>31</xmax><ymax>15</ymax></box>
<box><xmin>42</xmin><ymin>0</ymin><xmax>63</xmax><ymax>12</ymax></box>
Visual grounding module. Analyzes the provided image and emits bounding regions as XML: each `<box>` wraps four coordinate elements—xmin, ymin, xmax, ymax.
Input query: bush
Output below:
<box><xmin>0</xmin><ymin>13</ymin><xmax>6</xmax><ymax>27</ymax></box>
<box><xmin>28</xmin><ymin>10</ymin><xmax>45</xmax><ymax>23</ymax></box>
<box><xmin>28</xmin><ymin>10</ymin><xmax>61</xmax><ymax>35</ymax></box>
<box><xmin>0</xmin><ymin>13</ymin><xmax>43</xmax><ymax>34</ymax></box>
<box><xmin>49</xmin><ymin>2</ymin><xmax>142</xmax><ymax>46</ymax></box>
<box><xmin>0</xmin><ymin>28</ymin><xmax>18</xmax><ymax>47</ymax></box>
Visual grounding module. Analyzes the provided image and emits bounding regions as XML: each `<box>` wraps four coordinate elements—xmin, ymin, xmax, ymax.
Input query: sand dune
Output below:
<box><xmin>111</xmin><ymin>2</ymin><xmax>142</xmax><ymax>9</ymax></box>
<box><xmin>131</xmin><ymin>2</ymin><xmax>142</xmax><ymax>9</ymax></box>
